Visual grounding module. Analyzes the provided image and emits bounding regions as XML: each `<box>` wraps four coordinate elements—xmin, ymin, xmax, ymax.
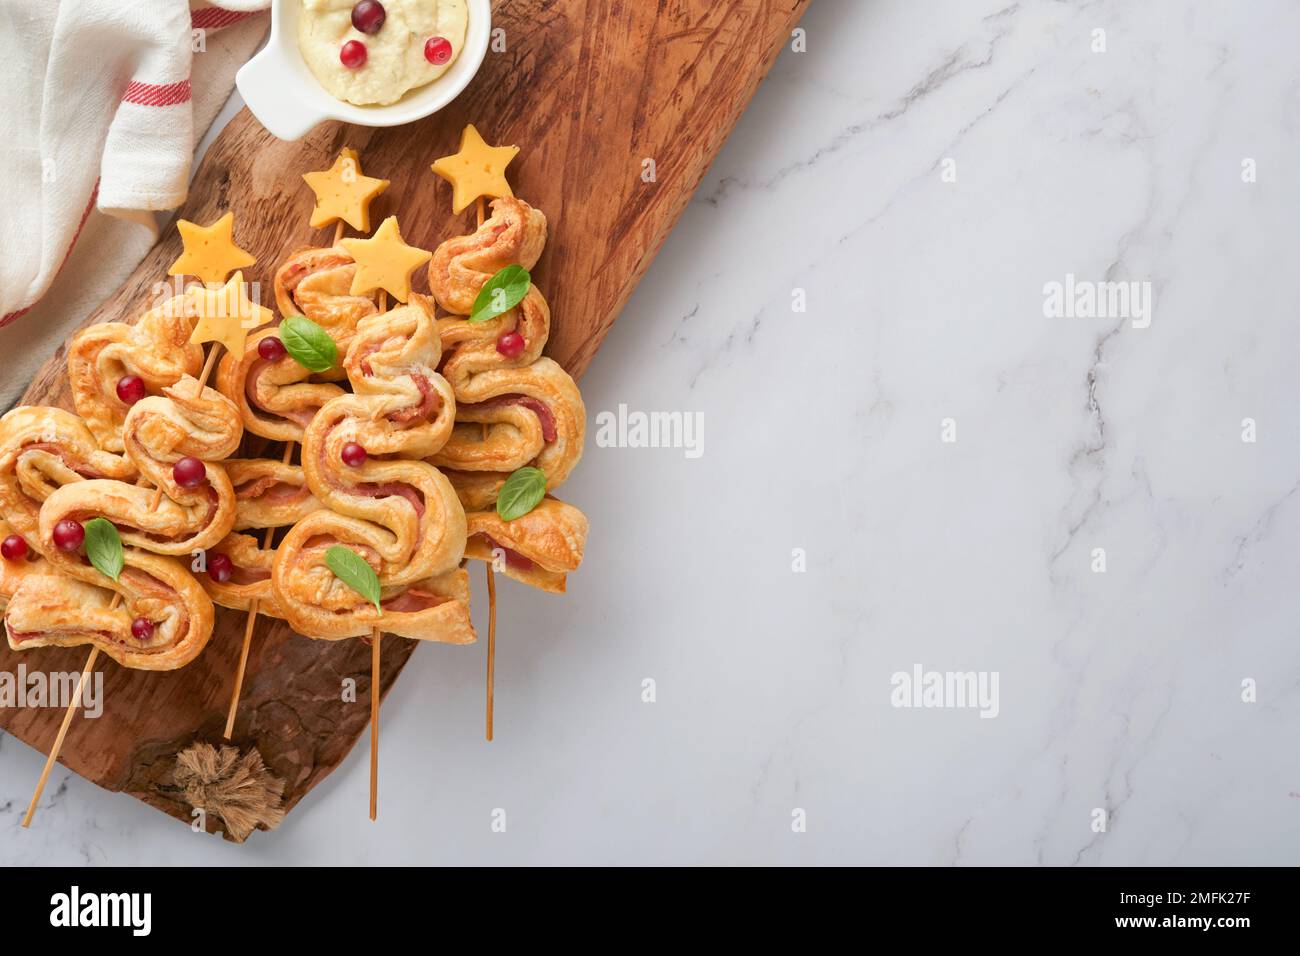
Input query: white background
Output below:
<box><xmin>4</xmin><ymin>0</ymin><xmax>1299</xmax><ymax>864</ymax></box>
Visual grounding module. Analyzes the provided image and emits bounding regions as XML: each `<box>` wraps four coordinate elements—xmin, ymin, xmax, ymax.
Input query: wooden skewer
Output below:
<box><xmin>471</xmin><ymin>195</ymin><xmax>501</xmax><ymax>742</ymax></box>
<box><xmin>224</xmin><ymin>441</ymin><xmax>296</xmax><ymax>738</ymax></box>
<box><xmin>334</xmin><ymin>221</ymin><xmax>345</xmax><ymax>246</ymax></box>
<box><xmin>485</xmin><ymin>562</ymin><xmax>496</xmax><ymax>741</ymax></box>
<box><xmin>25</xmin><ymin>339</ymin><xmax>227</xmax><ymax>824</ymax></box>
<box><xmin>22</xmin><ymin>645</ymin><xmax>100</xmax><ymax>826</ymax></box>
<box><xmin>370</xmin><ymin>626</ymin><xmax>381</xmax><ymax>821</ymax></box>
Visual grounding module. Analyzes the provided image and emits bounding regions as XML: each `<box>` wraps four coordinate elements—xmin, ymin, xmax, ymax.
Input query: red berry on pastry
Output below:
<box><xmin>116</xmin><ymin>375</ymin><xmax>146</xmax><ymax>405</ymax></box>
<box><xmin>424</xmin><ymin>36</ymin><xmax>452</xmax><ymax>64</ymax></box>
<box><xmin>53</xmin><ymin>519</ymin><xmax>84</xmax><ymax>552</ymax></box>
<box><xmin>207</xmin><ymin>552</ymin><xmax>234</xmax><ymax>583</ymax></box>
<box><xmin>496</xmin><ymin>331</ymin><xmax>525</xmax><ymax>358</ymax></box>
<box><xmin>131</xmin><ymin>617</ymin><xmax>154</xmax><ymax>641</ymax></box>
<box><xmin>351</xmin><ymin>0</ymin><xmax>385</xmax><ymax>34</ymax></box>
<box><xmin>173</xmin><ymin>456</ymin><xmax>207</xmax><ymax>489</ymax></box>
<box><xmin>1</xmin><ymin>534</ymin><xmax>27</xmax><ymax>561</ymax></box>
<box><xmin>341</xmin><ymin>441</ymin><xmax>367</xmax><ymax>467</ymax></box>
<box><xmin>340</xmin><ymin>40</ymin><xmax>367</xmax><ymax>69</ymax></box>
<box><xmin>258</xmin><ymin>335</ymin><xmax>287</xmax><ymax>361</ymax></box>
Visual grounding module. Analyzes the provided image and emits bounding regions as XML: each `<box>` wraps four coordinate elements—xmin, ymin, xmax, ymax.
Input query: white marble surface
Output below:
<box><xmin>5</xmin><ymin>0</ymin><xmax>1300</xmax><ymax>865</ymax></box>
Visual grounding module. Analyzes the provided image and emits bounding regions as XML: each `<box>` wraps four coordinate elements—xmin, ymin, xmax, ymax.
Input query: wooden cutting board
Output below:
<box><xmin>0</xmin><ymin>0</ymin><xmax>809</xmax><ymax>837</ymax></box>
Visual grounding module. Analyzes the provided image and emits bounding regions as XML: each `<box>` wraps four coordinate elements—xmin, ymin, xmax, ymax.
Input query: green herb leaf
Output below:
<box><xmin>496</xmin><ymin>466</ymin><xmax>546</xmax><ymax>521</ymax></box>
<box><xmin>469</xmin><ymin>265</ymin><xmax>530</xmax><ymax>324</ymax></box>
<box><xmin>279</xmin><ymin>316</ymin><xmax>338</xmax><ymax>372</ymax></box>
<box><xmin>83</xmin><ymin>517</ymin><xmax>124</xmax><ymax>582</ymax></box>
<box><xmin>325</xmin><ymin>545</ymin><xmax>382</xmax><ymax>612</ymax></box>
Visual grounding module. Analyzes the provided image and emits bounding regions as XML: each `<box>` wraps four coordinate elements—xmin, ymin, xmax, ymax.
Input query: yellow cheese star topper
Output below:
<box><xmin>339</xmin><ymin>216</ymin><xmax>431</xmax><ymax>303</ymax></box>
<box><xmin>168</xmin><ymin>211</ymin><xmax>256</xmax><ymax>286</ymax></box>
<box><xmin>303</xmin><ymin>147</ymin><xmax>390</xmax><ymax>233</ymax></box>
<box><xmin>187</xmin><ymin>271</ymin><xmax>273</xmax><ymax>356</ymax></box>
<box><xmin>430</xmin><ymin>124</ymin><xmax>519</xmax><ymax>215</ymax></box>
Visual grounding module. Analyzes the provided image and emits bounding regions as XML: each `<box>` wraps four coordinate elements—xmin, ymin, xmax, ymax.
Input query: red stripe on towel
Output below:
<box><xmin>0</xmin><ymin>183</ymin><xmax>100</xmax><ymax>329</ymax></box>
<box><xmin>122</xmin><ymin>79</ymin><xmax>193</xmax><ymax>107</ymax></box>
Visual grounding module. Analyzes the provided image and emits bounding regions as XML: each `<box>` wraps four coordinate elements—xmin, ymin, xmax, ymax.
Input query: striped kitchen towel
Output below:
<box><xmin>0</xmin><ymin>1</ymin><xmax>269</xmax><ymax>409</ymax></box>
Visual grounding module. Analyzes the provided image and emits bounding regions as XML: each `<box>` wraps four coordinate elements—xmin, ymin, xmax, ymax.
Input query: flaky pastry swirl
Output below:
<box><xmin>0</xmin><ymin>401</ymin><xmax>218</xmax><ymax>669</ymax></box>
<box><xmin>465</xmin><ymin>498</ymin><xmax>588</xmax><ymax>593</ymax></box>
<box><xmin>201</xmin><ymin>458</ymin><xmax>321</xmax><ymax>616</ymax></box>
<box><xmin>216</xmin><ymin>246</ymin><xmax>382</xmax><ymax>442</ymax></box>
<box><xmin>0</xmin><ymin>406</ymin><xmax>137</xmax><ymax>544</ymax></box>
<box><xmin>40</xmin><ymin>376</ymin><xmax>242</xmax><ymax>556</ymax></box>
<box><xmin>426</xmin><ymin>195</ymin><xmax>588</xmax><ymax>590</ymax></box>
<box><xmin>430</xmin><ymin>358</ymin><xmax>586</xmax><ymax>512</ymax></box>
<box><xmin>68</xmin><ymin>293</ymin><xmax>204</xmax><ymax>452</ymax></box>
<box><xmin>271</xmin><ymin>297</ymin><xmax>472</xmax><ymax>642</ymax></box>
<box><xmin>428</xmin><ymin>197</ymin><xmax>547</xmax><ymax>315</ymax></box>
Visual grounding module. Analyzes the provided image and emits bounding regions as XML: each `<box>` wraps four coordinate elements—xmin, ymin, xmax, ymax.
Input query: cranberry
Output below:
<box><xmin>258</xmin><ymin>335</ymin><xmax>287</xmax><ymax>361</ymax></box>
<box><xmin>172</xmin><ymin>456</ymin><xmax>207</xmax><ymax>489</ymax></box>
<box><xmin>53</xmin><ymin>519</ymin><xmax>84</xmax><ymax>553</ymax></box>
<box><xmin>207</xmin><ymin>552</ymin><xmax>234</xmax><ymax>583</ymax></box>
<box><xmin>1</xmin><ymin>535</ymin><xmax>28</xmax><ymax>561</ymax></box>
<box><xmin>340</xmin><ymin>39</ymin><xmax>367</xmax><ymax>69</ymax></box>
<box><xmin>351</xmin><ymin>0</ymin><xmax>385</xmax><ymax>34</ymax></box>
<box><xmin>341</xmin><ymin>442</ymin><xmax>367</xmax><ymax>467</ymax></box>
<box><xmin>496</xmin><ymin>331</ymin><xmax>525</xmax><ymax>359</ymax></box>
<box><xmin>424</xmin><ymin>36</ymin><xmax>452</xmax><ymax>65</ymax></box>
<box><xmin>116</xmin><ymin>375</ymin><xmax>146</xmax><ymax>405</ymax></box>
<box><xmin>131</xmin><ymin>617</ymin><xmax>154</xmax><ymax>641</ymax></box>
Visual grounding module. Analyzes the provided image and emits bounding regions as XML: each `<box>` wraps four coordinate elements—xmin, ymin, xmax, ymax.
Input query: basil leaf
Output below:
<box><xmin>469</xmin><ymin>265</ymin><xmax>530</xmax><ymax>323</ymax></box>
<box><xmin>84</xmin><ymin>517</ymin><xmax>124</xmax><ymax>582</ymax></box>
<box><xmin>279</xmin><ymin>316</ymin><xmax>337</xmax><ymax>372</ymax></box>
<box><xmin>496</xmin><ymin>466</ymin><xmax>546</xmax><ymax>521</ymax></box>
<box><xmin>325</xmin><ymin>545</ymin><xmax>382</xmax><ymax>612</ymax></box>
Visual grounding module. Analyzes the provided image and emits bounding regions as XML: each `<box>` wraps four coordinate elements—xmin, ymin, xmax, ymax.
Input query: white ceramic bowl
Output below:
<box><xmin>237</xmin><ymin>0</ymin><xmax>491</xmax><ymax>141</ymax></box>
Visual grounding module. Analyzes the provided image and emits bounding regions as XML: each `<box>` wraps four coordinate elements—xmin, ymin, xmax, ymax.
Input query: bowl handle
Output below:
<box><xmin>236</xmin><ymin>49</ymin><xmax>322</xmax><ymax>142</ymax></box>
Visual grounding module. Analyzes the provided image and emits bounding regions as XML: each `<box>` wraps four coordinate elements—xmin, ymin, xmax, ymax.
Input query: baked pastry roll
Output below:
<box><xmin>216</xmin><ymin>245</ymin><xmax>382</xmax><ymax>442</ymax></box>
<box><xmin>0</xmin><ymin>406</ymin><xmax>136</xmax><ymax>545</ymax></box>
<box><xmin>427</xmin><ymin>195</ymin><xmax>589</xmax><ymax>593</ymax></box>
<box><xmin>68</xmin><ymin>293</ymin><xmax>204</xmax><ymax>453</ymax></box>
<box><xmin>274</xmin><ymin>244</ymin><xmax>382</xmax><ymax>346</ymax></box>
<box><xmin>430</xmin><ymin>357</ymin><xmax>586</xmax><ymax>512</ymax></box>
<box><xmin>40</xmin><ymin>376</ymin><xmax>242</xmax><ymax>556</ymax></box>
<box><xmin>272</xmin><ymin>297</ymin><xmax>473</xmax><ymax>642</ymax></box>
<box><xmin>228</xmin><ymin>457</ymin><xmax>320</xmax><ymax>531</ymax></box>
<box><xmin>427</xmin><ymin>197</ymin><xmax>547</xmax><ymax>315</ymax></box>
<box><xmin>201</xmin><ymin>531</ymin><xmax>281</xmax><ymax>617</ymax></box>
<box><xmin>5</xmin><ymin>551</ymin><xmax>213</xmax><ymax>670</ymax></box>
<box><xmin>199</xmin><ymin>459</ymin><xmax>321</xmax><ymax>617</ymax></box>
<box><xmin>428</xmin><ymin>198</ymin><xmax>551</xmax><ymax>395</ymax></box>
<box><xmin>464</xmin><ymin>497</ymin><xmax>588</xmax><ymax>593</ymax></box>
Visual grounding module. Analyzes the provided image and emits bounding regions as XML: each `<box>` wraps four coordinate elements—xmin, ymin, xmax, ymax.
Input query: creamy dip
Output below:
<box><xmin>298</xmin><ymin>0</ymin><xmax>468</xmax><ymax>107</ymax></box>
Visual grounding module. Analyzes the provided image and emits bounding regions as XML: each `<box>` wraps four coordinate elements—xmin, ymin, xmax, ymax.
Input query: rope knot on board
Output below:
<box><xmin>173</xmin><ymin>742</ymin><xmax>286</xmax><ymax>842</ymax></box>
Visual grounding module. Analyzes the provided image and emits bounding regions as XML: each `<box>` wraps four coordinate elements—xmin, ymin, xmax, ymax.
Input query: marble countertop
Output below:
<box><xmin>5</xmin><ymin>0</ymin><xmax>1298</xmax><ymax>865</ymax></box>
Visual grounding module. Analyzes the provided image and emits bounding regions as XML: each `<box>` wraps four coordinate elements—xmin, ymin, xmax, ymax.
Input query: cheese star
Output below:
<box><xmin>187</xmin><ymin>271</ymin><xmax>273</xmax><ymax>355</ymax></box>
<box><xmin>339</xmin><ymin>217</ymin><xmax>431</xmax><ymax>303</ymax></box>
<box><xmin>168</xmin><ymin>212</ymin><xmax>256</xmax><ymax>286</ymax></box>
<box><xmin>303</xmin><ymin>147</ymin><xmax>390</xmax><ymax>233</ymax></box>
<box><xmin>430</xmin><ymin>124</ymin><xmax>519</xmax><ymax>215</ymax></box>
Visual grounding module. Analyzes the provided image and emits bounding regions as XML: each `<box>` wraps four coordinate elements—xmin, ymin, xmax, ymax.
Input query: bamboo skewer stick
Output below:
<box><xmin>364</xmin><ymin>287</ymin><xmax>390</xmax><ymax>820</ymax></box>
<box><xmin>224</xmin><ymin>440</ymin><xmax>295</xmax><ymax>738</ymax></box>
<box><xmin>22</xmin><ymin>646</ymin><xmax>99</xmax><ymax>827</ymax></box>
<box><xmin>25</xmin><ymin>341</ymin><xmax>227</xmax><ymax>825</ymax></box>
<box><xmin>470</xmin><ymin>196</ymin><xmax>501</xmax><ymax>742</ymax></box>
<box><xmin>370</xmin><ymin>627</ymin><xmax>381</xmax><ymax>821</ymax></box>
<box><xmin>485</xmin><ymin>562</ymin><xmax>496</xmax><ymax>741</ymax></box>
